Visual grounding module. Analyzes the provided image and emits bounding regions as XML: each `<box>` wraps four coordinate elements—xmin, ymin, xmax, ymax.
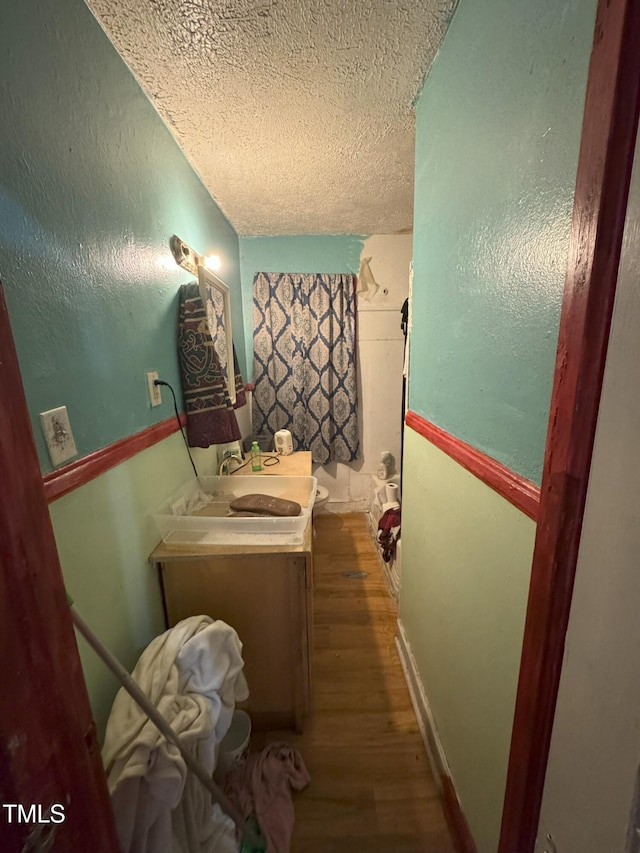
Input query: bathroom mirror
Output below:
<box><xmin>197</xmin><ymin>265</ymin><xmax>235</xmax><ymax>404</ymax></box>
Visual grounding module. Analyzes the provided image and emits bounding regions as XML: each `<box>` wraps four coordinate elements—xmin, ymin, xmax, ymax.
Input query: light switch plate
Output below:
<box><xmin>40</xmin><ymin>406</ymin><xmax>78</xmax><ymax>467</ymax></box>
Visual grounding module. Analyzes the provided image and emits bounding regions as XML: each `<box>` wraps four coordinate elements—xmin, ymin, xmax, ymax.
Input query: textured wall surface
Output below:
<box><xmin>86</xmin><ymin>0</ymin><xmax>455</xmax><ymax>235</ymax></box>
<box><xmin>0</xmin><ymin>0</ymin><xmax>244</xmax><ymax>473</ymax></box>
<box><xmin>409</xmin><ymin>0</ymin><xmax>597</xmax><ymax>484</ymax></box>
<box><xmin>400</xmin><ymin>428</ymin><xmax>536</xmax><ymax>853</ymax></box>
<box><xmin>400</xmin><ymin>0</ymin><xmax>598</xmax><ymax>850</ymax></box>
<box><xmin>0</xmin><ymin>0</ymin><xmax>246</xmax><ymax>738</ymax></box>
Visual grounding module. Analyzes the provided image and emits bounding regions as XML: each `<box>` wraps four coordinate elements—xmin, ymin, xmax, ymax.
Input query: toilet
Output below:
<box><xmin>314</xmin><ymin>485</ymin><xmax>329</xmax><ymax>513</ymax></box>
<box><xmin>313</xmin><ymin>485</ymin><xmax>329</xmax><ymax>538</ymax></box>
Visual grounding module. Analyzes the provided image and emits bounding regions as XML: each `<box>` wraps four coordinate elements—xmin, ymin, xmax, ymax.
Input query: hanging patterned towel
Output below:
<box><xmin>178</xmin><ymin>283</ymin><xmax>241</xmax><ymax>448</ymax></box>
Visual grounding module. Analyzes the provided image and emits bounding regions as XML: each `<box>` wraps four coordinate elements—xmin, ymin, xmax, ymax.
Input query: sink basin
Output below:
<box><xmin>154</xmin><ymin>475</ymin><xmax>317</xmax><ymax>546</ymax></box>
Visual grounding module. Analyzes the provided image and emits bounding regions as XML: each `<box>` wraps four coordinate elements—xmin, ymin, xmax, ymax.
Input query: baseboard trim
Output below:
<box><xmin>43</xmin><ymin>414</ymin><xmax>186</xmax><ymax>503</ymax></box>
<box><xmin>405</xmin><ymin>411</ymin><xmax>540</xmax><ymax>521</ymax></box>
<box><xmin>396</xmin><ymin>619</ymin><xmax>478</xmax><ymax>853</ymax></box>
<box><xmin>321</xmin><ymin>500</ymin><xmax>369</xmax><ymax>514</ymax></box>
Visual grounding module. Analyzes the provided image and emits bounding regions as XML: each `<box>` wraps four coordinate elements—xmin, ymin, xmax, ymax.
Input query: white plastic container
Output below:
<box><xmin>154</xmin><ymin>475</ymin><xmax>317</xmax><ymax>546</ymax></box>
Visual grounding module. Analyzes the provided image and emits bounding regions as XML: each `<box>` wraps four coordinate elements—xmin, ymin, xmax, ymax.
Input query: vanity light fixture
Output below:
<box><xmin>170</xmin><ymin>236</ymin><xmax>222</xmax><ymax>276</ymax></box>
<box><xmin>170</xmin><ymin>234</ymin><xmax>201</xmax><ymax>276</ymax></box>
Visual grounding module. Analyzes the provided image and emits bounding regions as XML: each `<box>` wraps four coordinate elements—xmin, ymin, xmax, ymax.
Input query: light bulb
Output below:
<box><xmin>204</xmin><ymin>254</ymin><xmax>221</xmax><ymax>271</ymax></box>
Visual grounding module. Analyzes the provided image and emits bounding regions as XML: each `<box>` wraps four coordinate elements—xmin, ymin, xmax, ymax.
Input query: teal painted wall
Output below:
<box><xmin>239</xmin><ymin>234</ymin><xmax>365</xmax><ymax>374</ymax></box>
<box><xmin>409</xmin><ymin>0</ymin><xmax>597</xmax><ymax>484</ymax></box>
<box><xmin>401</xmin><ymin>1</ymin><xmax>598</xmax><ymax>849</ymax></box>
<box><xmin>0</xmin><ymin>0</ymin><xmax>246</xmax><ymax>737</ymax></box>
<box><xmin>0</xmin><ymin>0</ymin><xmax>245</xmax><ymax>475</ymax></box>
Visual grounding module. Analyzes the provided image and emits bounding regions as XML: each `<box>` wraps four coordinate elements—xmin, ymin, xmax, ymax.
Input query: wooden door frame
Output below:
<box><xmin>0</xmin><ymin>283</ymin><xmax>119</xmax><ymax>850</ymax></box>
<box><xmin>499</xmin><ymin>1</ymin><xmax>640</xmax><ymax>850</ymax></box>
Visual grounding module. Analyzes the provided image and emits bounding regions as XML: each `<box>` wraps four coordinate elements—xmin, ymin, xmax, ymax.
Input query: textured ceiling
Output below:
<box><xmin>86</xmin><ymin>0</ymin><xmax>455</xmax><ymax>236</ymax></box>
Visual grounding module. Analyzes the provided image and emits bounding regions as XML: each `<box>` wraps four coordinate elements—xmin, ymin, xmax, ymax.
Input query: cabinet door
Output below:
<box><xmin>161</xmin><ymin>553</ymin><xmax>307</xmax><ymax>730</ymax></box>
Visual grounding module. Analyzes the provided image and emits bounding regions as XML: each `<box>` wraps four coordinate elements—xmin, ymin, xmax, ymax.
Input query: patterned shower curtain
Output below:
<box><xmin>252</xmin><ymin>272</ymin><xmax>360</xmax><ymax>464</ymax></box>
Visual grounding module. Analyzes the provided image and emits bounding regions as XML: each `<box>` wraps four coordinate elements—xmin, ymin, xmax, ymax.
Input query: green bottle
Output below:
<box><xmin>251</xmin><ymin>441</ymin><xmax>262</xmax><ymax>472</ymax></box>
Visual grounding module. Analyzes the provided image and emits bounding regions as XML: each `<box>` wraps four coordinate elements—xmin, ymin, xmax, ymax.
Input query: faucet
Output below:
<box><xmin>218</xmin><ymin>452</ymin><xmax>244</xmax><ymax>476</ymax></box>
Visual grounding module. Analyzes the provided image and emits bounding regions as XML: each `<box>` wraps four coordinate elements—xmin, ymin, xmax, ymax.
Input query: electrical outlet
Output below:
<box><xmin>147</xmin><ymin>371</ymin><xmax>161</xmax><ymax>406</ymax></box>
<box><xmin>40</xmin><ymin>406</ymin><xmax>77</xmax><ymax>467</ymax></box>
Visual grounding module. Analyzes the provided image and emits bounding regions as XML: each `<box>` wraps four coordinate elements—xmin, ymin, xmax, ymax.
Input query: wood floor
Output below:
<box><xmin>252</xmin><ymin>513</ymin><xmax>456</xmax><ymax>852</ymax></box>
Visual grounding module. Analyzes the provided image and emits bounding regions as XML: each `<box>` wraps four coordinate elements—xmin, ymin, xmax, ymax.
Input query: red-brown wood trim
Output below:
<box><xmin>0</xmin><ymin>282</ymin><xmax>119</xmax><ymax>851</ymax></box>
<box><xmin>43</xmin><ymin>413</ymin><xmax>187</xmax><ymax>503</ymax></box>
<box><xmin>499</xmin><ymin>2</ymin><xmax>640</xmax><ymax>851</ymax></box>
<box><xmin>441</xmin><ymin>775</ymin><xmax>478</xmax><ymax>853</ymax></box>
<box><xmin>405</xmin><ymin>410</ymin><xmax>540</xmax><ymax>521</ymax></box>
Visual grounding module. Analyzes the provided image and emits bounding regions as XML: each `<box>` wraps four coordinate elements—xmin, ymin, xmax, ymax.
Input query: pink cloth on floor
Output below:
<box><xmin>226</xmin><ymin>742</ymin><xmax>310</xmax><ymax>853</ymax></box>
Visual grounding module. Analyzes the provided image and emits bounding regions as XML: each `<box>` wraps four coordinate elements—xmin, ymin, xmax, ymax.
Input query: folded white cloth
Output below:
<box><xmin>102</xmin><ymin>615</ymin><xmax>248</xmax><ymax>853</ymax></box>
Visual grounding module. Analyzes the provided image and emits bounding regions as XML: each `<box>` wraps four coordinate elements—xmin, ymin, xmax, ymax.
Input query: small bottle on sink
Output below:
<box><xmin>251</xmin><ymin>441</ymin><xmax>262</xmax><ymax>472</ymax></box>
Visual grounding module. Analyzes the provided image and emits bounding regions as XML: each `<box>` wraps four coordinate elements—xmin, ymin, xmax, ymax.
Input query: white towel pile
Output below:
<box><xmin>102</xmin><ymin>615</ymin><xmax>249</xmax><ymax>853</ymax></box>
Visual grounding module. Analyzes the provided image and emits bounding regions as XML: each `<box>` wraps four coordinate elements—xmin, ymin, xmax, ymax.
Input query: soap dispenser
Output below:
<box><xmin>251</xmin><ymin>441</ymin><xmax>262</xmax><ymax>472</ymax></box>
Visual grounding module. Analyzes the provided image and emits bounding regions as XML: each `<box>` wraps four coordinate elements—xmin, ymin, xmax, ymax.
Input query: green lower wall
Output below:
<box><xmin>399</xmin><ymin>428</ymin><xmax>536</xmax><ymax>853</ymax></box>
<box><xmin>48</xmin><ymin>434</ymin><xmax>218</xmax><ymax>740</ymax></box>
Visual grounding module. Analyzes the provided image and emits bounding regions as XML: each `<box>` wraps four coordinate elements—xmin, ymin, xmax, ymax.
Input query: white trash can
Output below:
<box><xmin>214</xmin><ymin>709</ymin><xmax>251</xmax><ymax>784</ymax></box>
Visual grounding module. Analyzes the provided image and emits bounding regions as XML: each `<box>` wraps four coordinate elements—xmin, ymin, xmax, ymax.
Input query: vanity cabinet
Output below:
<box><xmin>149</xmin><ymin>451</ymin><xmax>314</xmax><ymax>732</ymax></box>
